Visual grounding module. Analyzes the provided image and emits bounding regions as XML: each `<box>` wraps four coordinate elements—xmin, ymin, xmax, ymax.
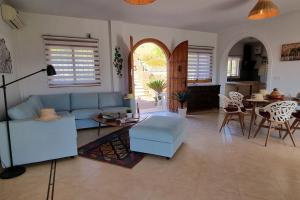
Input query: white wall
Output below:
<box><xmin>0</xmin><ymin>9</ymin><xmax>21</xmax><ymax>120</ymax></box>
<box><xmin>2</xmin><ymin>6</ymin><xmax>300</xmax><ymax>119</ymax></box>
<box><xmin>12</xmin><ymin>13</ymin><xmax>217</xmax><ymax>100</ymax></box>
<box><xmin>0</xmin><ymin>11</ymin><xmax>218</xmax><ymax>117</ymax></box>
<box><xmin>14</xmin><ymin>12</ymin><xmax>113</xmax><ymax>98</ymax></box>
<box><xmin>3</xmin><ymin>9</ymin><xmax>300</xmax><ymax>116</ymax></box>
<box><xmin>8</xmin><ymin>13</ymin><xmax>217</xmax><ymax>98</ymax></box>
<box><xmin>110</xmin><ymin>21</ymin><xmax>218</xmax><ymax>92</ymax></box>
<box><xmin>217</xmin><ymin>11</ymin><xmax>300</xmax><ymax>96</ymax></box>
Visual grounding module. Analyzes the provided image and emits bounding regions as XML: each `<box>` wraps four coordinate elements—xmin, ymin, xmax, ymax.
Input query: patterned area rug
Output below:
<box><xmin>78</xmin><ymin>127</ymin><xmax>144</xmax><ymax>168</ymax></box>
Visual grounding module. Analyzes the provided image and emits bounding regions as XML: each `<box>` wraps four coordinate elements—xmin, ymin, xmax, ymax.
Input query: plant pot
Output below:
<box><xmin>178</xmin><ymin>108</ymin><xmax>187</xmax><ymax>118</ymax></box>
<box><xmin>157</xmin><ymin>99</ymin><xmax>162</xmax><ymax>107</ymax></box>
<box><xmin>127</xmin><ymin>113</ymin><xmax>133</xmax><ymax>119</ymax></box>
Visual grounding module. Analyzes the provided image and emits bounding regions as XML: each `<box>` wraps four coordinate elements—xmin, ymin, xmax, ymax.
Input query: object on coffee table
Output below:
<box><xmin>102</xmin><ymin>114</ymin><xmax>117</xmax><ymax>122</ymax></box>
<box><xmin>126</xmin><ymin>108</ymin><xmax>133</xmax><ymax>118</ymax></box>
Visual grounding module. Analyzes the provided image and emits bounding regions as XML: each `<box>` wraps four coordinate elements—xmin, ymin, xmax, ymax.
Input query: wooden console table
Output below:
<box><xmin>187</xmin><ymin>84</ymin><xmax>220</xmax><ymax>113</ymax></box>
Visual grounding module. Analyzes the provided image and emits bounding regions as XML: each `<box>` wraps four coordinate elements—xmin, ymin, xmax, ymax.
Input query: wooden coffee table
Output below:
<box><xmin>93</xmin><ymin>115</ymin><xmax>146</xmax><ymax>136</ymax></box>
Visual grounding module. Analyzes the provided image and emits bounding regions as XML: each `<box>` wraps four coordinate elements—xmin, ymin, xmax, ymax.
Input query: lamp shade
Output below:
<box><xmin>46</xmin><ymin>65</ymin><xmax>56</xmax><ymax>76</ymax></box>
<box><xmin>124</xmin><ymin>0</ymin><xmax>156</xmax><ymax>5</ymax></box>
<box><xmin>248</xmin><ymin>0</ymin><xmax>279</xmax><ymax>20</ymax></box>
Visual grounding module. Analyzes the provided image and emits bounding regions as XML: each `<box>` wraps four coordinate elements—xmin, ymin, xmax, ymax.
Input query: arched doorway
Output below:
<box><xmin>225</xmin><ymin>37</ymin><xmax>269</xmax><ymax>96</ymax></box>
<box><xmin>131</xmin><ymin>39</ymin><xmax>171</xmax><ymax>113</ymax></box>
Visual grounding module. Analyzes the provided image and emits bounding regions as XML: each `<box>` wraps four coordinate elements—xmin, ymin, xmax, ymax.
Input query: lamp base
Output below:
<box><xmin>0</xmin><ymin>166</ymin><xmax>25</xmax><ymax>179</ymax></box>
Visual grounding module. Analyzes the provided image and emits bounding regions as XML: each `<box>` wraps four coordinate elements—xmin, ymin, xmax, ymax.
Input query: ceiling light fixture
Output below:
<box><xmin>124</xmin><ymin>0</ymin><xmax>156</xmax><ymax>5</ymax></box>
<box><xmin>248</xmin><ymin>0</ymin><xmax>279</xmax><ymax>20</ymax></box>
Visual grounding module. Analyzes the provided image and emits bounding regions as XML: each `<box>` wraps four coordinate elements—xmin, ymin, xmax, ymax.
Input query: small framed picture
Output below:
<box><xmin>281</xmin><ymin>43</ymin><xmax>300</xmax><ymax>61</ymax></box>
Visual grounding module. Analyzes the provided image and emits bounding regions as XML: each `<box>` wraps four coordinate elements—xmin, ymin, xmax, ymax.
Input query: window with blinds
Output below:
<box><xmin>43</xmin><ymin>35</ymin><xmax>101</xmax><ymax>87</ymax></box>
<box><xmin>188</xmin><ymin>45</ymin><xmax>214</xmax><ymax>83</ymax></box>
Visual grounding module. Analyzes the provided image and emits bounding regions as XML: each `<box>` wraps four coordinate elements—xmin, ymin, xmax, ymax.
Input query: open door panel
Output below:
<box><xmin>168</xmin><ymin>41</ymin><xmax>188</xmax><ymax>112</ymax></box>
<box><xmin>128</xmin><ymin>36</ymin><xmax>134</xmax><ymax>94</ymax></box>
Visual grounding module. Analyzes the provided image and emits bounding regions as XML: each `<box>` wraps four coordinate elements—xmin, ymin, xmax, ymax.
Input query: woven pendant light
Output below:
<box><xmin>248</xmin><ymin>0</ymin><xmax>279</xmax><ymax>20</ymax></box>
<box><xmin>124</xmin><ymin>0</ymin><xmax>156</xmax><ymax>5</ymax></box>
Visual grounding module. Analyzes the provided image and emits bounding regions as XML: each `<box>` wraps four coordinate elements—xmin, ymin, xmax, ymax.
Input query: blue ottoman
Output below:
<box><xmin>129</xmin><ymin>115</ymin><xmax>186</xmax><ymax>158</ymax></box>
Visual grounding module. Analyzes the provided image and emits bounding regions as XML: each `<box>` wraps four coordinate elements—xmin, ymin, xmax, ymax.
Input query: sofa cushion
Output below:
<box><xmin>129</xmin><ymin>116</ymin><xmax>185</xmax><ymax>143</ymax></box>
<box><xmin>71</xmin><ymin>109</ymin><xmax>102</xmax><ymax>120</ymax></box>
<box><xmin>292</xmin><ymin>111</ymin><xmax>300</xmax><ymax>119</ymax></box>
<box><xmin>71</xmin><ymin>93</ymin><xmax>99</xmax><ymax>110</ymax></box>
<box><xmin>224</xmin><ymin>106</ymin><xmax>239</xmax><ymax>112</ymax></box>
<box><xmin>57</xmin><ymin>111</ymin><xmax>72</xmax><ymax>117</ymax></box>
<box><xmin>99</xmin><ymin>92</ymin><xmax>123</xmax><ymax>108</ymax></box>
<box><xmin>8</xmin><ymin>100</ymin><xmax>38</xmax><ymax>120</ymax></box>
<box><xmin>75</xmin><ymin>119</ymin><xmax>99</xmax><ymax>129</ymax></box>
<box><xmin>259</xmin><ymin>111</ymin><xmax>270</xmax><ymax>119</ymax></box>
<box><xmin>27</xmin><ymin>96</ymin><xmax>44</xmax><ymax>114</ymax></box>
<box><xmin>39</xmin><ymin>94</ymin><xmax>71</xmax><ymax>111</ymax></box>
<box><xmin>101</xmin><ymin>107</ymin><xmax>129</xmax><ymax>114</ymax></box>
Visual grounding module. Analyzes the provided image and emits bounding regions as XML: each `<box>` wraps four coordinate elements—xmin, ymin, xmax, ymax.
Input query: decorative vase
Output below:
<box><xmin>127</xmin><ymin>113</ymin><xmax>133</xmax><ymax>119</ymax></box>
<box><xmin>178</xmin><ymin>108</ymin><xmax>187</xmax><ymax>118</ymax></box>
<box><xmin>157</xmin><ymin>99</ymin><xmax>162</xmax><ymax>107</ymax></box>
<box><xmin>270</xmin><ymin>88</ymin><xmax>283</xmax><ymax>99</ymax></box>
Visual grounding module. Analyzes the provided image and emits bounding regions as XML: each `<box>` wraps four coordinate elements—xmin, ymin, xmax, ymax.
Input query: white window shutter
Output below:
<box><xmin>43</xmin><ymin>35</ymin><xmax>101</xmax><ymax>87</ymax></box>
<box><xmin>188</xmin><ymin>45</ymin><xmax>214</xmax><ymax>82</ymax></box>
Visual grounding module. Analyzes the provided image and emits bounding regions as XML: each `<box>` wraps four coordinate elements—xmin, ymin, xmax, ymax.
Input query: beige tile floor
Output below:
<box><xmin>1</xmin><ymin>110</ymin><xmax>300</xmax><ymax>200</ymax></box>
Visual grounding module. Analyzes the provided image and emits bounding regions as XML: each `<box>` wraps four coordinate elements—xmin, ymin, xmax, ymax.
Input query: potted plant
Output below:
<box><xmin>126</xmin><ymin>108</ymin><xmax>133</xmax><ymax>118</ymax></box>
<box><xmin>146</xmin><ymin>79</ymin><xmax>167</xmax><ymax>106</ymax></box>
<box><xmin>174</xmin><ymin>90</ymin><xmax>189</xmax><ymax>117</ymax></box>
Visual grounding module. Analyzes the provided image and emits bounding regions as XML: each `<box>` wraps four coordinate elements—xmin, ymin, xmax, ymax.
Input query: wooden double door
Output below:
<box><xmin>128</xmin><ymin>36</ymin><xmax>188</xmax><ymax>112</ymax></box>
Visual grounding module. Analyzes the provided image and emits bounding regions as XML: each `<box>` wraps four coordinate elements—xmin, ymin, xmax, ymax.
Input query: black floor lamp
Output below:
<box><xmin>0</xmin><ymin>65</ymin><xmax>56</xmax><ymax>179</ymax></box>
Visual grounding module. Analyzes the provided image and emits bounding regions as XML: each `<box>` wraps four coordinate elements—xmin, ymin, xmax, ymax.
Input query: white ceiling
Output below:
<box><xmin>9</xmin><ymin>0</ymin><xmax>300</xmax><ymax>32</ymax></box>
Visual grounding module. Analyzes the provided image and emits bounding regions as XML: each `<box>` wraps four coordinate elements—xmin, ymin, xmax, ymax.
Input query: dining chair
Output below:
<box><xmin>253</xmin><ymin>101</ymin><xmax>297</xmax><ymax>147</ymax></box>
<box><xmin>229</xmin><ymin>91</ymin><xmax>244</xmax><ymax>102</ymax></box>
<box><xmin>229</xmin><ymin>91</ymin><xmax>253</xmax><ymax>111</ymax></box>
<box><xmin>283</xmin><ymin>110</ymin><xmax>300</xmax><ymax>140</ymax></box>
<box><xmin>219</xmin><ymin>94</ymin><xmax>246</xmax><ymax>135</ymax></box>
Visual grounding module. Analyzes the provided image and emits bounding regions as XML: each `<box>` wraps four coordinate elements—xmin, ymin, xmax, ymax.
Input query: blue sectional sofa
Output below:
<box><xmin>0</xmin><ymin>92</ymin><xmax>135</xmax><ymax>167</ymax></box>
<box><xmin>12</xmin><ymin>92</ymin><xmax>135</xmax><ymax>129</ymax></box>
<box><xmin>0</xmin><ymin>112</ymin><xmax>77</xmax><ymax>167</ymax></box>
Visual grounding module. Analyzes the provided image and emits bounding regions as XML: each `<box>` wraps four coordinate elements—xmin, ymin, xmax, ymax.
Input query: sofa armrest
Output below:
<box><xmin>0</xmin><ymin>114</ymin><xmax>78</xmax><ymax>167</ymax></box>
<box><xmin>123</xmin><ymin>98</ymin><xmax>136</xmax><ymax>113</ymax></box>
